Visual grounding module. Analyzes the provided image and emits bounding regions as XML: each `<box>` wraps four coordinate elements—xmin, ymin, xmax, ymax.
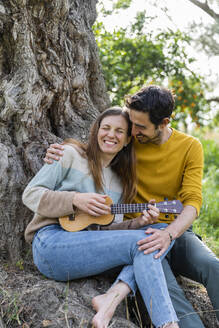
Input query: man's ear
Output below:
<box><xmin>160</xmin><ymin>117</ymin><xmax>170</xmax><ymax>128</ymax></box>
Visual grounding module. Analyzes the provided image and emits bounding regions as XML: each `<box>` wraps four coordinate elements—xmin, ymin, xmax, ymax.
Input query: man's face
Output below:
<box><xmin>129</xmin><ymin>110</ymin><xmax>162</xmax><ymax>144</ymax></box>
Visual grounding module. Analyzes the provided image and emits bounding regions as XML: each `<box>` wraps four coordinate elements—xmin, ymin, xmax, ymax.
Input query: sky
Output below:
<box><xmin>98</xmin><ymin>0</ymin><xmax>219</xmax><ymax>88</ymax></box>
<box><xmin>101</xmin><ymin>0</ymin><xmax>214</xmax><ymax>29</ymax></box>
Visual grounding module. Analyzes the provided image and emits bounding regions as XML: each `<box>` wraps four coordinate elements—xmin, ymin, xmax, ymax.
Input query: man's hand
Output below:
<box><xmin>73</xmin><ymin>193</ymin><xmax>111</xmax><ymax>216</ymax></box>
<box><xmin>137</xmin><ymin>227</ymin><xmax>171</xmax><ymax>259</ymax></box>
<box><xmin>44</xmin><ymin>143</ymin><xmax>64</xmax><ymax>164</ymax></box>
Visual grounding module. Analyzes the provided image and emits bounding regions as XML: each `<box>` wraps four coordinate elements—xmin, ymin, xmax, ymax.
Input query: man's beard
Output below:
<box><xmin>136</xmin><ymin>129</ymin><xmax>162</xmax><ymax>145</ymax></box>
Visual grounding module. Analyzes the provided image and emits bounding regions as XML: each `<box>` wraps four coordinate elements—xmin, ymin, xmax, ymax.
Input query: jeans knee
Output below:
<box><xmin>33</xmin><ymin>244</ymin><xmax>54</xmax><ymax>279</ymax></box>
<box><xmin>129</xmin><ymin>230</ymin><xmax>157</xmax><ymax>261</ymax></box>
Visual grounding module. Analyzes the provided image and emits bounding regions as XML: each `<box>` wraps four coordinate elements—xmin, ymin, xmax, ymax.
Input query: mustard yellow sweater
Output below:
<box><xmin>125</xmin><ymin>128</ymin><xmax>204</xmax><ymax>223</ymax></box>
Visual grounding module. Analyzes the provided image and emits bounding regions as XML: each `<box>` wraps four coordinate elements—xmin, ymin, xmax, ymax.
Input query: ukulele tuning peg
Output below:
<box><xmin>163</xmin><ymin>197</ymin><xmax>168</xmax><ymax>205</ymax></box>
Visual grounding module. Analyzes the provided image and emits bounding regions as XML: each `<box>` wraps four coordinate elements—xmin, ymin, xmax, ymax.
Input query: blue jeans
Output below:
<box><xmin>32</xmin><ymin>223</ymin><xmax>178</xmax><ymax>327</ymax></box>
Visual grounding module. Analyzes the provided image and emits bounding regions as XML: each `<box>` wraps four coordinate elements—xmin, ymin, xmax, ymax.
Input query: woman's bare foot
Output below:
<box><xmin>91</xmin><ymin>281</ymin><xmax>131</xmax><ymax>328</ymax></box>
<box><xmin>91</xmin><ymin>292</ymin><xmax>119</xmax><ymax>328</ymax></box>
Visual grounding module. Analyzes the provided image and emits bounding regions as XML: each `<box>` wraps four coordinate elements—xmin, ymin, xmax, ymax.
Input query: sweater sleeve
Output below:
<box><xmin>178</xmin><ymin>138</ymin><xmax>203</xmax><ymax>215</ymax></box>
<box><xmin>22</xmin><ymin>146</ymin><xmax>77</xmax><ymax>218</ymax></box>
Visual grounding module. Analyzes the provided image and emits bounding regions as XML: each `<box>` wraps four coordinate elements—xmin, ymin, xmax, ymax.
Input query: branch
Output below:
<box><xmin>206</xmin><ymin>97</ymin><xmax>219</xmax><ymax>103</ymax></box>
<box><xmin>188</xmin><ymin>0</ymin><xmax>219</xmax><ymax>21</ymax></box>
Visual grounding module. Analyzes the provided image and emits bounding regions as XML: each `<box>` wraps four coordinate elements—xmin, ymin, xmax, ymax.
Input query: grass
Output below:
<box><xmin>0</xmin><ymin>288</ymin><xmax>22</xmax><ymax>327</ymax></box>
<box><xmin>192</xmin><ymin>129</ymin><xmax>219</xmax><ymax>257</ymax></box>
<box><xmin>193</xmin><ymin>221</ymin><xmax>219</xmax><ymax>257</ymax></box>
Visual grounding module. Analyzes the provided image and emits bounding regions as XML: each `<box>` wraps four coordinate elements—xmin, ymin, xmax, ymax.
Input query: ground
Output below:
<box><xmin>0</xmin><ymin>254</ymin><xmax>218</xmax><ymax>328</ymax></box>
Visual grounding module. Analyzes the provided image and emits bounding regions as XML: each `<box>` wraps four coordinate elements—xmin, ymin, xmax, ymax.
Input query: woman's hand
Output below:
<box><xmin>137</xmin><ymin>200</ymin><xmax>159</xmax><ymax>227</ymax></box>
<box><xmin>73</xmin><ymin>193</ymin><xmax>111</xmax><ymax>216</ymax></box>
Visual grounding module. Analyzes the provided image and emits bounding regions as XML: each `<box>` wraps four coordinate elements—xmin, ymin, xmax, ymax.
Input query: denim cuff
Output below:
<box><xmin>112</xmin><ymin>265</ymin><xmax>137</xmax><ymax>296</ymax></box>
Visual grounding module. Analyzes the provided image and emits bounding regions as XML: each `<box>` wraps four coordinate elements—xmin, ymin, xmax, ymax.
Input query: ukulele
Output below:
<box><xmin>59</xmin><ymin>196</ymin><xmax>183</xmax><ymax>232</ymax></box>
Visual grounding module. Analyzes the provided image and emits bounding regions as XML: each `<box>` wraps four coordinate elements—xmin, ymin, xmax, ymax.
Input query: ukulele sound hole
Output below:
<box><xmin>69</xmin><ymin>214</ymin><xmax>75</xmax><ymax>221</ymax></box>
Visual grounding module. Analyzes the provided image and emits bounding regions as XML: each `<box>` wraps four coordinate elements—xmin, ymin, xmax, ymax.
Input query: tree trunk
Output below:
<box><xmin>0</xmin><ymin>0</ymin><xmax>110</xmax><ymax>262</ymax></box>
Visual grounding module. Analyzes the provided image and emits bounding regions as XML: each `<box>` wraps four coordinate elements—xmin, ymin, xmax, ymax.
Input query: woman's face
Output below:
<box><xmin>97</xmin><ymin>115</ymin><xmax>129</xmax><ymax>157</ymax></box>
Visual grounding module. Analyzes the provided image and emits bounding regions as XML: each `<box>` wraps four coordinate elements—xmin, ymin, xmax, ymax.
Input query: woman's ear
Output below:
<box><xmin>125</xmin><ymin>136</ymin><xmax>132</xmax><ymax>146</ymax></box>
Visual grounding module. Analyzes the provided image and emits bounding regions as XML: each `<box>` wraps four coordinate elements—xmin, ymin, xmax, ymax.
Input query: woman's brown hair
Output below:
<box><xmin>63</xmin><ymin>107</ymin><xmax>137</xmax><ymax>203</ymax></box>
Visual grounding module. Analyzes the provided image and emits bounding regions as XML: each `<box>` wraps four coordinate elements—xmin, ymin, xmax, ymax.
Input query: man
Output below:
<box><xmin>44</xmin><ymin>85</ymin><xmax>219</xmax><ymax>327</ymax></box>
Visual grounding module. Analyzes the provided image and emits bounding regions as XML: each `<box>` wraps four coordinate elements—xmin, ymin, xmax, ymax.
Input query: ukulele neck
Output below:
<box><xmin>110</xmin><ymin>200</ymin><xmax>183</xmax><ymax>214</ymax></box>
<box><xmin>111</xmin><ymin>203</ymin><xmax>149</xmax><ymax>214</ymax></box>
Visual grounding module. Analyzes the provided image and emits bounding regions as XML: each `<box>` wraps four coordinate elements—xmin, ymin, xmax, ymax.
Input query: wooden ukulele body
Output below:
<box><xmin>59</xmin><ymin>196</ymin><xmax>114</xmax><ymax>232</ymax></box>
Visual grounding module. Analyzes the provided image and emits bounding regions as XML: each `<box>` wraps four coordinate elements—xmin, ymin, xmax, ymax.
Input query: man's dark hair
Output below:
<box><xmin>125</xmin><ymin>85</ymin><xmax>175</xmax><ymax>126</ymax></box>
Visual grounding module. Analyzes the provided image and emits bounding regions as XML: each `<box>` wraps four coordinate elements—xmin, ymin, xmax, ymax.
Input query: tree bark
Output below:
<box><xmin>0</xmin><ymin>0</ymin><xmax>110</xmax><ymax>262</ymax></box>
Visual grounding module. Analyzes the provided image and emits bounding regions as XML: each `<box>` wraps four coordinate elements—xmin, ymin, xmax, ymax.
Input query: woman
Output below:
<box><xmin>23</xmin><ymin>107</ymin><xmax>179</xmax><ymax>328</ymax></box>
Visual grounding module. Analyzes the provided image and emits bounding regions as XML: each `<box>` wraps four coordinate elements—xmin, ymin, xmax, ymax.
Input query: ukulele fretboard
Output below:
<box><xmin>111</xmin><ymin>203</ymin><xmax>149</xmax><ymax>214</ymax></box>
<box><xmin>111</xmin><ymin>200</ymin><xmax>183</xmax><ymax>214</ymax></box>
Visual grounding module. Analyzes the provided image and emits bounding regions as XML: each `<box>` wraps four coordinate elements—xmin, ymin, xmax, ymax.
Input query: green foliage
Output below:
<box><xmin>170</xmin><ymin>77</ymin><xmax>208</xmax><ymax>129</ymax></box>
<box><xmin>193</xmin><ymin>219</ymin><xmax>219</xmax><ymax>257</ymax></box>
<box><xmin>201</xmin><ymin>137</ymin><xmax>219</xmax><ymax>174</ymax></box>
<box><xmin>200</xmin><ymin>165</ymin><xmax>219</xmax><ymax>229</ymax></box>
<box><xmin>93</xmin><ymin>12</ymin><xmax>210</xmax><ymax>128</ymax></box>
<box><xmin>113</xmin><ymin>0</ymin><xmax>132</xmax><ymax>10</ymax></box>
<box><xmin>193</xmin><ymin>133</ymin><xmax>219</xmax><ymax>256</ymax></box>
<box><xmin>212</xmin><ymin>109</ymin><xmax>219</xmax><ymax>128</ymax></box>
<box><xmin>98</xmin><ymin>0</ymin><xmax>132</xmax><ymax>16</ymax></box>
<box><xmin>190</xmin><ymin>20</ymin><xmax>219</xmax><ymax>57</ymax></box>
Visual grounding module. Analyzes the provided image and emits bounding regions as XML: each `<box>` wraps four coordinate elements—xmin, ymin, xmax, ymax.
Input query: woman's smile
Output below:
<box><xmin>97</xmin><ymin>115</ymin><xmax>129</xmax><ymax>160</ymax></box>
